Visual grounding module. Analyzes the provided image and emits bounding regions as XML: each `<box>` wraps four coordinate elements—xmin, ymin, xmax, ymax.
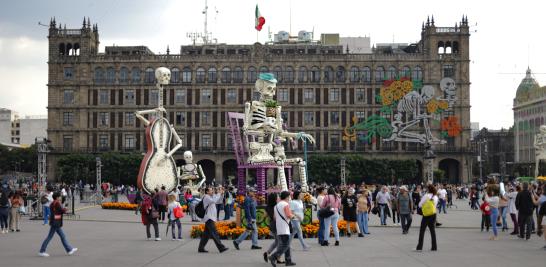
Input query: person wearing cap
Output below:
<box><xmin>233</xmin><ymin>187</ymin><xmax>261</xmax><ymax>250</ymax></box>
<box><xmin>397</xmin><ymin>186</ymin><xmax>414</xmax><ymax>234</ymax></box>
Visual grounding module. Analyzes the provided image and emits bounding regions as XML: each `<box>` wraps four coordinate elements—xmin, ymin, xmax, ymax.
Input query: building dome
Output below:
<box><xmin>515</xmin><ymin>67</ymin><xmax>540</xmax><ymax>103</ymax></box>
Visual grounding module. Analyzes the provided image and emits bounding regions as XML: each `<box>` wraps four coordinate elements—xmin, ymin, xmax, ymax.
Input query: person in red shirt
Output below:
<box><xmin>38</xmin><ymin>192</ymin><xmax>77</xmax><ymax>257</ymax></box>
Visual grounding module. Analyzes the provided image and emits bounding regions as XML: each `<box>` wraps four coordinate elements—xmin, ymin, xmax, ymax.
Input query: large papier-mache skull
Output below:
<box><xmin>440</xmin><ymin>77</ymin><xmax>456</xmax><ymax>96</ymax></box>
<box><xmin>155</xmin><ymin>67</ymin><xmax>171</xmax><ymax>85</ymax></box>
<box><xmin>256</xmin><ymin>73</ymin><xmax>278</xmax><ymax>99</ymax></box>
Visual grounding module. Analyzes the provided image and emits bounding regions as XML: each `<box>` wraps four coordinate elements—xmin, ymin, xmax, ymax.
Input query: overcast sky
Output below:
<box><xmin>1</xmin><ymin>0</ymin><xmax>545</xmax><ymax>129</ymax></box>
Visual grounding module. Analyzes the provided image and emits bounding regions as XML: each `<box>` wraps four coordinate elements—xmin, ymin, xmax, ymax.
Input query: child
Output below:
<box><xmin>480</xmin><ymin>199</ymin><xmax>492</xmax><ymax>232</ymax></box>
<box><xmin>167</xmin><ymin>194</ymin><xmax>183</xmax><ymax>241</ymax></box>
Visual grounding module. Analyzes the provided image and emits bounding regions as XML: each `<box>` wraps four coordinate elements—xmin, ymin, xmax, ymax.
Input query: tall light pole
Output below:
<box><xmin>477</xmin><ymin>139</ymin><xmax>487</xmax><ymax>181</ymax></box>
<box><xmin>340</xmin><ymin>157</ymin><xmax>346</xmax><ymax>186</ymax></box>
<box><xmin>95</xmin><ymin>157</ymin><xmax>102</xmax><ymax>204</ymax></box>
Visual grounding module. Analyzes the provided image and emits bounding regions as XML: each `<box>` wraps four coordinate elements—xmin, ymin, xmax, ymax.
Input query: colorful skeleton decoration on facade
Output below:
<box><xmin>343</xmin><ymin>77</ymin><xmax>460</xmax><ymax>182</ymax></box>
<box><xmin>243</xmin><ymin>73</ymin><xmax>315</xmax><ymax>191</ymax></box>
<box><xmin>534</xmin><ymin>125</ymin><xmax>546</xmax><ymax>177</ymax></box>
<box><xmin>135</xmin><ymin>67</ymin><xmax>183</xmax><ymax>194</ymax></box>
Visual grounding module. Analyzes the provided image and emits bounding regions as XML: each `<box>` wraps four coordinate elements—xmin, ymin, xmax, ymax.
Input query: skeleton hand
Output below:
<box><xmin>297</xmin><ymin>132</ymin><xmax>315</xmax><ymax>144</ymax></box>
<box><xmin>157</xmin><ymin>107</ymin><xmax>167</xmax><ymax>114</ymax></box>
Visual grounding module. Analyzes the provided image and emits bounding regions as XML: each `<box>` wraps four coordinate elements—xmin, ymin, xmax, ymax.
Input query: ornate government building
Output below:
<box><xmin>46</xmin><ymin>16</ymin><xmax>472</xmax><ymax>183</ymax></box>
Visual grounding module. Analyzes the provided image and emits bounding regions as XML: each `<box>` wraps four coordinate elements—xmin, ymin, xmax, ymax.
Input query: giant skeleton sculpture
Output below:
<box><xmin>135</xmin><ymin>67</ymin><xmax>183</xmax><ymax>194</ymax></box>
<box><xmin>243</xmin><ymin>73</ymin><xmax>315</xmax><ymax>191</ymax></box>
<box><xmin>534</xmin><ymin>125</ymin><xmax>546</xmax><ymax>177</ymax></box>
<box><xmin>178</xmin><ymin>150</ymin><xmax>207</xmax><ymax>190</ymax></box>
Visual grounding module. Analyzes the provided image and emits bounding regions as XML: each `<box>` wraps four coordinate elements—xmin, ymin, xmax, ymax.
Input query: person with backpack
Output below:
<box><xmin>141</xmin><ymin>194</ymin><xmax>160</xmax><ymax>241</ymax></box>
<box><xmin>398</xmin><ymin>186</ymin><xmax>414</xmax><ymax>235</ymax></box>
<box><xmin>197</xmin><ymin>186</ymin><xmax>228</xmax><ymax>253</ymax></box>
<box><xmin>233</xmin><ymin>188</ymin><xmax>261</xmax><ymax>250</ymax></box>
<box><xmin>167</xmin><ymin>194</ymin><xmax>183</xmax><ymax>241</ymax></box>
<box><xmin>38</xmin><ymin>192</ymin><xmax>77</xmax><ymax>257</ymax></box>
<box><xmin>416</xmin><ymin>184</ymin><xmax>438</xmax><ymax>251</ymax></box>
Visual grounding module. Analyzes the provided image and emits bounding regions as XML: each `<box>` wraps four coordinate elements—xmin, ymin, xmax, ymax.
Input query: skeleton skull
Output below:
<box><xmin>155</xmin><ymin>67</ymin><xmax>171</xmax><ymax>85</ymax></box>
<box><xmin>541</xmin><ymin>125</ymin><xmax>546</xmax><ymax>134</ymax></box>
<box><xmin>183</xmin><ymin>151</ymin><xmax>193</xmax><ymax>163</ymax></box>
<box><xmin>440</xmin><ymin>78</ymin><xmax>456</xmax><ymax>96</ymax></box>
<box><xmin>255</xmin><ymin>79</ymin><xmax>277</xmax><ymax>99</ymax></box>
<box><xmin>421</xmin><ymin>85</ymin><xmax>435</xmax><ymax>102</ymax></box>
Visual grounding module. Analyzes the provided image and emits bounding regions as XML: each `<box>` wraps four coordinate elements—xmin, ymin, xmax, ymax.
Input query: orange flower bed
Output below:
<box><xmin>101</xmin><ymin>202</ymin><xmax>138</xmax><ymax>210</ymax></box>
<box><xmin>190</xmin><ymin>219</ymin><xmax>356</xmax><ymax>239</ymax></box>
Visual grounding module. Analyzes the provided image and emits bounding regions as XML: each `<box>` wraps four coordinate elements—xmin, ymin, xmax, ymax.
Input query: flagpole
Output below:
<box><xmin>256</xmin><ymin>29</ymin><xmax>258</xmax><ymax>43</ymax></box>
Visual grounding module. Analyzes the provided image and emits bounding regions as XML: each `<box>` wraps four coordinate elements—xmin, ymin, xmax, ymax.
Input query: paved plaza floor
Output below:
<box><xmin>0</xmin><ymin>199</ymin><xmax>544</xmax><ymax>267</ymax></box>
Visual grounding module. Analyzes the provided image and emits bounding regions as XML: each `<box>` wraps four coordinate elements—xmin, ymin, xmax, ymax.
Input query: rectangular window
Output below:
<box><xmin>355</xmin><ymin>111</ymin><xmax>366</xmax><ymax>122</ymax></box>
<box><xmin>443</xmin><ymin>64</ymin><xmax>455</xmax><ymax>78</ymax></box>
<box><xmin>63</xmin><ymin>67</ymin><xmax>74</xmax><ymax>80</ymax></box>
<box><xmin>99</xmin><ymin>90</ymin><xmax>109</xmax><ymax>105</ymax></box>
<box><xmin>330</xmin><ymin>134</ymin><xmax>340</xmax><ymax>148</ymax></box>
<box><xmin>124</xmin><ymin>112</ymin><xmax>135</xmax><ymax>126</ymax></box>
<box><xmin>125</xmin><ymin>90</ymin><xmax>135</xmax><ymax>104</ymax></box>
<box><xmin>63</xmin><ymin>90</ymin><xmax>74</xmax><ymax>104</ymax></box>
<box><xmin>227</xmin><ymin>88</ymin><xmax>237</xmax><ymax>103</ymax></box>
<box><xmin>304</xmin><ymin>111</ymin><xmax>314</xmax><ymax>125</ymax></box>
<box><xmin>375</xmin><ymin>88</ymin><xmax>381</xmax><ymax>104</ymax></box>
<box><xmin>63</xmin><ymin>112</ymin><xmax>74</xmax><ymax>126</ymax></box>
<box><xmin>201</xmin><ymin>89</ymin><xmax>212</xmax><ymax>104</ymax></box>
<box><xmin>201</xmin><ymin>111</ymin><xmax>211</xmax><ymax>126</ymax></box>
<box><xmin>99</xmin><ymin>134</ymin><xmax>109</xmax><ymax>148</ymax></box>
<box><xmin>281</xmin><ymin>111</ymin><xmax>288</xmax><ymax>123</ymax></box>
<box><xmin>150</xmin><ymin>89</ymin><xmax>159</xmax><ymax>105</ymax></box>
<box><xmin>227</xmin><ymin>134</ymin><xmax>234</xmax><ymax>151</ymax></box>
<box><xmin>329</xmin><ymin>88</ymin><xmax>340</xmax><ymax>102</ymax></box>
<box><xmin>201</xmin><ymin>134</ymin><xmax>212</xmax><ymax>148</ymax></box>
<box><xmin>330</xmin><ymin>111</ymin><xmax>340</xmax><ymax>125</ymax></box>
<box><xmin>175</xmin><ymin>111</ymin><xmax>186</xmax><ymax>125</ymax></box>
<box><xmin>175</xmin><ymin>89</ymin><xmax>186</xmax><ymax>103</ymax></box>
<box><xmin>304</xmin><ymin>89</ymin><xmax>314</xmax><ymax>103</ymax></box>
<box><xmin>124</xmin><ymin>134</ymin><xmax>136</xmax><ymax>149</ymax></box>
<box><xmin>63</xmin><ymin>135</ymin><xmax>73</xmax><ymax>151</ymax></box>
<box><xmin>278</xmin><ymin>89</ymin><xmax>289</xmax><ymax>102</ymax></box>
<box><xmin>179</xmin><ymin>134</ymin><xmax>186</xmax><ymax>147</ymax></box>
<box><xmin>356</xmin><ymin>88</ymin><xmax>365</xmax><ymax>103</ymax></box>
<box><xmin>99</xmin><ymin>112</ymin><xmax>109</xmax><ymax>127</ymax></box>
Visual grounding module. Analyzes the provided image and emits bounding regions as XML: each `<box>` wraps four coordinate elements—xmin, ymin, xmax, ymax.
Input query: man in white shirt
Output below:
<box><xmin>42</xmin><ymin>187</ymin><xmax>53</xmax><ymax>225</ymax></box>
<box><xmin>438</xmin><ymin>184</ymin><xmax>447</xmax><ymax>214</ymax></box>
<box><xmin>375</xmin><ymin>186</ymin><xmax>392</xmax><ymax>226</ymax></box>
<box><xmin>198</xmin><ymin>187</ymin><xmax>228</xmax><ymax>253</ymax></box>
<box><xmin>269</xmin><ymin>191</ymin><xmax>296</xmax><ymax>267</ymax></box>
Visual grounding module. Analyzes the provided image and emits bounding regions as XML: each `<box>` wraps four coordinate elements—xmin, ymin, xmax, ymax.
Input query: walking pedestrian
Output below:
<box><xmin>289</xmin><ymin>191</ymin><xmax>310</xmax><ymax>250</ymax></box>
<box><xmin>485</xmin><ymin>184</ymin><xmax>500</xmax><ymax>240</ymax></box>
<box><xmin>233</xmin><ymin>188</ymin><xmax>261</xmax><ymax>250</ymax></box>
<box><xmin>198</xmin><ymin>187</ymin><xmax>228</xmax><ymax>253</ymax></box>
<box><xmin>398</xmin><ymin>186</ymin><xmax>414</xmax><ymax>234</ymax></box>
<box><xmin>41</xmin><ymin>186</ymin><xmax>53</xmax><ymax>225</ymax></box>
<box><xmin>515</xmin><ymin>182</ymin><xmax>538</xmax><ymax>240</ymax></box>
<box><xmin>264</xmin><ymin>193</ymin><xmax>284</xmax><ymax>264</ymax></box>
<box><xmin>0</xmin><ymin>184</ymin><xmax>10</xmax><ymax>234</ymax></box>
<box><xmin>316</xmin><ymin>187</ymin><xmax>326</xmax><ymax>245</ymax></box>
<box><xmin>38</xmin><ymin>192</ymin><xmax>77</xmax><ymax>257</ymax></box>
<box><xmin>416</xmin><ymin>184</ymin><xmax>438</xmax><ymax>251</ymax></box>
<box><xmin>438</xmin><ymin>184</ymin><xmax>447</xmax><ymax>214</ymax></box>
<box><xmin>507</xmin><ymin>185</ymin><xmax>520</xmax><ymax>235</ymax></box>
<box><xmin>223</xmin><ymin>187</ymin><xmax>235</xmax><ymax>220</ymax></box>
<box><xmin>321</xmin><ymin>187</ymin><xmax>341</xmax><ymax>246</ymax></box>
<box><xmin>167</xmin><ymin>194</ymin><xmax>183</xmax><ymax>241</ymax></box>
<box><xmin>375</xmin><ymin>186</ymin><xmax>392</xmax><ymax>226</ymax></box>
<box><xmin>141</xmin><ymin>194</ymin><xmax>160</xmax><ymax>241</ymax></box>
<box><xmin>156</xmin><ymin>186</ymin><xmax>168</xmax><ymax>223</ymax></box>
<box><xmin>498</xmin><ymin>184</ymin><xmax>509</xmax><ymax>232</ymax></box>
<box><xmin>268</xmin><ymin>191</ymin><xmax>296</xmax><ymax>266</ymax></box>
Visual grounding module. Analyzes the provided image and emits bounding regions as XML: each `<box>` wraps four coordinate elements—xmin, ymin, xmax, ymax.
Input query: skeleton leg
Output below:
<box><xmin>285</xmin><ymin>158</ymin><xmax>309</xmax><ymax>192</ymax></box>
<box><xmin>277</xmin><ymin>160</ymin><xmax>288</xmax><ymax>191</ymax></box>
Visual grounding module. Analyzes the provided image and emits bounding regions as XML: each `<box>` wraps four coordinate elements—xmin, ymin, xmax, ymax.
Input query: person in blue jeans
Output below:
<box><xmin>39</xmin><ymin>192</ymin><xmax>77</xmax><ymax>257</ymax></box>
<box><xmin>356</xmin><ymin>189</ymin><xmax>370</xmax><ymax>235</ymax></box>
<box><xmin>42</xmin><ymin>188</ymin><xmax>53</xmax><ymax>225</ymax></box>
<box><xmin>485</xmin><ymin>185</ymin><xmax>500</xmax><ymax>240</ymax></box>
<box><xmin>375</xmin><ymin>186</ymin><xmax>392</xmax><ymax>226</ymax></box>
<box><xmin>223</xmin><ymin>187</ymin><xmax>234</xmax><ymax>221</ymax></box>
<box><xmin>316</xmin><ymin>187</ymin><xmax>326</xmax><ymax>244</ymax></box>
<box><xmin>233</xmin><ymin>188</ymin><xmax>261</xmax><ymax>250</ymax></box>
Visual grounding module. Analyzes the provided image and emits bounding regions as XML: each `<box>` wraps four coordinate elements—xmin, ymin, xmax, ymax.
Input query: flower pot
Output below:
<box><xmin>266</xmin><ymin>107</ymin><xmax>277</xmax><ymax>117</ymax></box>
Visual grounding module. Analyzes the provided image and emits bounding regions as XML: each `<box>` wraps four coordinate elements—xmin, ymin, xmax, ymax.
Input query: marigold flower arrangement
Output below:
<box><xmin>101</xmin><ymin>202</ymin><xmax>138</xmax><ymax>210</ymax></box>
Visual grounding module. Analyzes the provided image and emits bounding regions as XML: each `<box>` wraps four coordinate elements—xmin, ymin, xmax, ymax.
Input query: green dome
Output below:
<box><xmin>515</xmin><ymin>67</ymin><xmax>540</xmax><ymax>102</ymax></box>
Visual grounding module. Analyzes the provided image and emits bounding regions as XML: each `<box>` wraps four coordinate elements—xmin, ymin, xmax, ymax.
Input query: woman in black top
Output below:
<box><xmin>342</xmin><ymin>188</ymin><xmax>359</xmax><ymax>237</ymax></box>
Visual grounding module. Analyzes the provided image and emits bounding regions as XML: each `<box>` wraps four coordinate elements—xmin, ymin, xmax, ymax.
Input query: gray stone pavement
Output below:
<box><xmin>0</xmin><ymin>199</ymin><xmax>544</xmax><ymax>267</ymax></box>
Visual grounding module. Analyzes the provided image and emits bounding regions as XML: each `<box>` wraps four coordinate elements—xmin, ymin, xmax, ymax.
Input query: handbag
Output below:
<box><xmin>318</xmin><ymin>196</ymin><xmax>335</xmax><ymax>218</ymax></box>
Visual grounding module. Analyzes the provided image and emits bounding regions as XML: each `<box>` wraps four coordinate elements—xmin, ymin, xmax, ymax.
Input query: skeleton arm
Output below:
<box><xmin>243</xmin><ymin>102</ymin><xmax>252</xmax><ymax>132</ymax></box>
<box><xmin>166</xmin><ymin>124</ymin><xmax>183</xmax><ymax>158</ymax></box>
<box><xmin>197</xmin><ymin>164</ymin><xmax>206</xmax><ymax>188</ymax></box>
<box><xmin>135</xmin><ymin>108</ymin><xmax>166</xmax><ymax>127</ymax></box>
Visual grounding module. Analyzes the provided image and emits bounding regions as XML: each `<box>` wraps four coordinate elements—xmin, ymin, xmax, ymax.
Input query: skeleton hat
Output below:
<box><xmin>259</xmin><ymin>73</ymin><xmax>277</xmax><ymax>83</ymax></box>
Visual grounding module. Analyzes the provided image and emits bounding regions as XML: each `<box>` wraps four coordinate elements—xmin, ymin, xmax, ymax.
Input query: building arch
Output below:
<box><xmin>197</xmin><ymin>159</ymin><xmax>216</xmax><ymax>185</ymax></box>
<box><xmin>171</xmin><ymin>67</ymin><xmax>180</xmax><ymax>83</ymax></box>
<box><xmin>207</xmin><ymin>67</ymin><xmax>217</xmax><ymax>83</ymax></box>
<box><xmin>59</xmin><ymin>43</ymin><xmax>65</xmax><ymax>55</ymax></box>
<box><xmin>438</xmin><ymin>158</ymin><xmax>460</xmax><ymax>184</ymax></box>
<box><xmin>438</xmin><ymin>41</ymin><xmax>445</xmax><ymax>54</ymax></box>
<box><xmin>323</xmin><ymin>66</ymin><xmax>334</xmax><ymax>83</ymax></box>
<box><xmin>284</xmin><ymin>66</ymin><xmax>294</xmax><ymax>83</ymax></box>
<box><xmin>222</xmin><ymin>159</ymin><xmax>238</xmax><ymax>185</ymax></box>
<box><xmin>247</xmin><ymin>66</ymin><xmax>257</xmax><ymax>83</ymax></box>
<box><xmin>273</xmin><ymin>66</ymin><xmax>283</xmax><ymax>82</ymax></box>
<box><xmin>349</xmin><ymin>66</ymin><xmax>360</xmax><ymax>82</ymax></box>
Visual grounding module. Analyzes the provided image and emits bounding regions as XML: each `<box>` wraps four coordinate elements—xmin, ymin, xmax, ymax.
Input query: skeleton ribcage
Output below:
<box><xmin>251</xmin><ymin>106</ymin><xmax>267</xmax><ymax>126</ymax></box>
<box><xmin>397</xmin><ymin>93</ymin><xmax>422</xmax><ymax>116</ymax></box>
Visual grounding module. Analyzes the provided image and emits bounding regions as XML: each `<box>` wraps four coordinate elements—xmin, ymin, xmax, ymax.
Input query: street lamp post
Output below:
<box><xmin>478</xmin><ymin>139</ymin><xmax>487</xmax><ymax>181</ymax></box>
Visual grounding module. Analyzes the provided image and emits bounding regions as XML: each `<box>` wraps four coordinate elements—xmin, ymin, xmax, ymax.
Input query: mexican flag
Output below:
<box><xmin>255</xmin><ymin>4</ymin><xmax>265</xmax><ymax>31</ymax></box>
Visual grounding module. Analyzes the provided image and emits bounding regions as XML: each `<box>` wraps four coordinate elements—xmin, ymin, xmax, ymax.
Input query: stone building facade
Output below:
<box><xmin>46</xmin><ymin>16</ymin><xmax>472</xmax><ymax>184</ymax></box>
<box><xmin>513</xmin><ymin>68</ymin><xmax>546</xmax><ymax>167</ymax></box>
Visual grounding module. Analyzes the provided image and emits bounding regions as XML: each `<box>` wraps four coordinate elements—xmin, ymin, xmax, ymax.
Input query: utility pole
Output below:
<box><xmin>340</xmin><ymin>157</ymin><xmax>346</xmax><ymax>186</ymax></box>
<box><xmin>36</xmin><ymin>138</ymin><xmax>49</xmax><ymax>217</ymax></box>
<box><xmin>95</xmin><ymin>157</ymin><xmax>102</xmax><ymax>205</ymax></box>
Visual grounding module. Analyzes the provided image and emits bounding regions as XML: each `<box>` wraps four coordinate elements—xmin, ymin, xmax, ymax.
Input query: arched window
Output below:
<box><xmin>131</xmin><ymin>67</ymin><xmax>141</xmax><ymax>83</ymax></box>
<box><xmin>375</xmin><ymin>66</ymin><xmax>385</xmax><ymax>82</ymax></box>
<box><xmin>221</xmin><ymin>67</ymin><xmax>231</xmax><ymax>83</ymax></box>
<box><xmin>170</xmin><ymin>67</ymin><xmax>180</xmax><ymax>83</ymax></box>
<box><xmin>233</xmin><ymin>67</ymin><xmax>243</xmax><ymax>83</ymax></box>
<box><xmin>273</xmin><ymin>66</ymin><xmax>283</xmax><ymax>83</ymax></box>
<box><xmin>120</xmin><ymin>67</ymin><xmax>129</xmax><ymax>83</ymax></box>
<box><xmin>66</xmin><ymin>43</ymin><xmax>73</xmax><ymax>56</ymax></box>
<box><xmin>438</xmin><ymin>41</ymin><xmax>445</xmax><ymax>54</ymax></box>
<box><xmin>310</xmin><ymin>66</ymin><xmax>320</xmax><ymax>83</ymax></box>
<box><xmin>182</xmin><ymin>67</ymin><xmax>192</xmax><ymax>83</ymax></box>
<box><xmin>247</xmin><ymin>67</ymin><xmax>257</xmax><ymax>83</ymax></box>
<box><xmin>259</xmin><ymin>66</ymin><xmax>269</xmax><ymax>74</ymax></box>
<box><xmin>196</xmin><ymin>67</ymin><xmax>205</xmax><ymax>83</ymax></box>
<box><xmin>59</xmin><ymin>43</ymin><xmax>65</xmax><ymax>55</ymax></box>
<box><xmin>336</xmin><ymin>66</ymin><xmax>346</xmax><ymax>83</ymax></box>
<box><xmin>400</xmin><ymin>66</ymin><xmax>411</xmax><ymax>78</ymax></box>
<box><xmin>445</xmin><ymin>41</ymin><xmax>452</xmax><ymax>54</ymax></box>
<box><xmin>324</xmin><ymin>66</ymin><xmax>334</xmax><ymax>83</ymax></box>
<box><xmin>298</xmin><ymin>66</ymin><xmax>307</xmax><ymax>83</ymax></box>
<box><xmin>208</xmin><ymin>67</ymin><xmax>217</xmax><ymax>83</ymax></box>
<box><xmin>386</xmin><ymin>66</ymin><xmax>397</xmax><ymax>80</ymax></box>
<box><xmin>361</xmin><ymin>67</ymin><xmax>371</xmax><ymax>83</ymax></box>
<box><xmin>452</xmin><ymin>41</ymin><xmax>459</xmax><ymax>54</ymax></box>
<box><xmin>144</xmin><ymin>67</ymin><xmax>155</xmax><ymax>84</ymax></box>
<box><xmin>94</xmin><ymin>67</ymin><xmax>105</xmax><ymax>84</ymax></box>
<box><xmin>284</xmin><ymin>66</ymin><xmax>294</xmax><ymax>83</ymax></box>
<box><xmin>73</xmin><ymin>43</ymin><xmax>80</xmax><ymax>56</ymax></box>
<box><xmin>106</xmin><ymin>67</ymin><xmax>115</xmax><ymax>84</ymax></box>
<box><xmin>412</xmin><ymin>66</ymin><xmax>423</xmax><ymax>81</ymax></box>
<box><xmin>349</xmin><ymin>66</ymin><xmax>360</xmax><ymax>83</ymax></box>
